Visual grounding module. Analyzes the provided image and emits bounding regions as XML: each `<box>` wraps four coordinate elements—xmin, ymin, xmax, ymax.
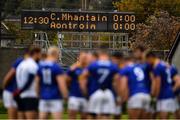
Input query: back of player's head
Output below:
<box><xmin>145</xmin><ymin>51</ymin><xmax>157</xmax><ymax>58</ymax></box>
<box><xmin>112</xmin><ymin>51</ymin><xmax>124</xmax><ymax>59</ymax></box>
<box><xmin>124</xmin><ymin>55</ymin><xmax>134</xmax><ymax>62</ymax></box>
<box><xmin>79</xmin><ymin>50</ymin><xmax>87</xmax><ymax>60</ymax></box>
<box><xmin>92</xmin><ymin>51</ymin><xmax>98</xmax><ymax>59</ymax></box>
<box><xmin>47</xmin><ymin>46</ymin><xmax>59</xmax><ymax>57</ymax></box>
<box><xmin>134</xmin><ymin>45</ymin><xmax>146</xmax><ymax>52</ymax></box>
<box><xmin>97</xmin><ymin>49</ymin><xmax>109</xmax><ymax>56</ymax></box>
<box><xmin>29</xmin><ymin>46</ymin><xmax>41</xmax><ymax>56</ymax></box>
<box><xmin>79</xmin><ymin>50</ymin><xmax>87</xmax><ymax>55</ymax></box>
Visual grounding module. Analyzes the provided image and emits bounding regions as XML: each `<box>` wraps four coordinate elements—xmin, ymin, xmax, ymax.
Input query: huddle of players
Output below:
<box><xmin>2</xmin><ymin>45</ymin><xmax>180</xmax><ymax>119</ymax></box>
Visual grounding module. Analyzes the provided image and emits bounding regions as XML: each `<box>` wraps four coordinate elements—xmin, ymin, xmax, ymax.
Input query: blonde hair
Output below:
<box><xmin>47</xmin><ymin>46</ymin><xmax>60</xmax><ymax>57</ymax></box>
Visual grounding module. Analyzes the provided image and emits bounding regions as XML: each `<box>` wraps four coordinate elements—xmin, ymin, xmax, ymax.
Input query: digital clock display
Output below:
<box><xmin>21</xmin><ymin>10</ymin><xmax>136</xmax><ymax>32</ymax></box>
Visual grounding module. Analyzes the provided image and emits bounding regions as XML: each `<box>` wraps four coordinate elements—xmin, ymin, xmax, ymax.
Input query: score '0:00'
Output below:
<box><xmin>124</xmin><ymin>15</ymin><xmax>135</xmax><ymax>22</ymax></box>
<box><xmin>124</xmin><ymin>23</ymin><xmax>135</xmax><ymax>30</ymax></box>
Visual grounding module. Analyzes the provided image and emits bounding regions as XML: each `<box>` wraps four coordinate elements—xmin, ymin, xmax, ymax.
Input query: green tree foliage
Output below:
<box><xmin>113</xmin><ymin>0</ymin><xmax>180</xmax><ymax>22</ymax></box>
<box><xmin>3</xmin><ymin>0</ymin><xmax>21</xmax><ymax>17</ymax></box>
<box><xmin>89</xmin><ymin>0</ymin><xmax>113</xmax><ymax>10</ymax></box>
<box><xmin>130</xmin><ymin>11</ymin><xmax>180</xmax><ymax>50</ymax></box>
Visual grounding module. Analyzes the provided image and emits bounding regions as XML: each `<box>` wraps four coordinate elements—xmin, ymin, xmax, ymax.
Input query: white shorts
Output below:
<box><xmin>3</xmin><ymin>90</ymin><xmax>17</xmax><ymax>108</ymax></box>
<box><xmin>128</xmin><ymin>93</ymin><xmax>151</xmax><ymax>111</ymax></box>
<box><xmin>39</xmin><ymin>99</ymin><xmax>63</xmax><ymax>113</ymax></box>
<box><xmin>88</xmin><ymin>89</ymin><xmax>116</xmax><ymax>114</ymax></box>
<box><xmin>175</xmin><ymin>97</ymin><xmax>180</xmax><ymax>110</ymax></box>
<box><xmin>68</xmin><ymin>96</ymin><xmax>87</xmax><ymax>112</ymax></box>
<box><xmin>157</xmin><ymin>98</ymin><xmax>176</xmax><ymax>112</ymax></box>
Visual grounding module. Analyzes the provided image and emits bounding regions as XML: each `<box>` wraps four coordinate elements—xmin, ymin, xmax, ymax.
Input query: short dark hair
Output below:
<box><xmin>97</xmin><ymin>49</ymin><xmax>109</xmax><ymax>56</ymax></box>
<box><xmin>29</xmin><ymin>46</ymin><xmax>41</xmax><ymax>56</ymax></box>
<box><xmin>124</xmin><ymin>55</ymin><xmax>133</xmax><ymax>61</ymax></box>
<box><xmin>145</xmin><ymin>51</ymin><xmax>156</xmax><ymax>58</ymax></box>
<box><xmin>112</xmin><ymin>51</ymin><xmax>124</xmax><ymax>59</ymax></box>
<box><xmin>92</xmin><ymin>51</ymin><xmax>98</xmax><ymax>58</ymax></box>
<box><xmin>135</xmin><ymin>45</ymin><xmax>146</xmax><ymax>52</ymax></box>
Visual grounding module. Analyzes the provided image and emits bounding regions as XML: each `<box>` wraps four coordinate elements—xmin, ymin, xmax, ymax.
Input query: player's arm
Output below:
<box><xmin>171</xmin><ymin>66</ymin><xmax>180</xmax><ymax>91</ymax></box>
<box><xmin>13</xmin><ymin>72</ymin><xmax>36</xmax><ymax>97</ymax></box>
<box><xmin>79</xmin><ymin>70</ymin><xmax>89</xmax><ymax>96</ymax></box>
<box><xmin>151</xmin><ymin>69</ymin><xmax>161</xmax><ymax>97</ymax></box>
<box><xmin>57</xmin><ymin>74</ymin><xmax>68</xmax><ymax>100</ymax></box>
<box><xmin>113</xmin><ymin>74</ymin><xmax>121</xmax><ymax>95</ymax></box>
<box><xmin>35</xmin><ymin>75</ymin><xmax>40</xmax><ymax>97</ymax></box>
<box><xmin>3</xmin><ymin>68</ymin><xmax>16</xmax><ymax>89</ymax></box>
<box><xmin>66</xmin><ymin>70</ymin><xmax>73</xmax><ymax>87</ymax></box>
<box><xmin>172</xmin><ymin>75</ymin><xmax>180</xmax><ymax>91</ymax></box>
<box><xmin>113</xmin><ymin>73</ymin><xmax>122</xmax><ymax>105</ymax></box>
<box><xmin>120</xmin><ymin>76</ymin><xmax>129</xmax><ymax>102</ymax></box>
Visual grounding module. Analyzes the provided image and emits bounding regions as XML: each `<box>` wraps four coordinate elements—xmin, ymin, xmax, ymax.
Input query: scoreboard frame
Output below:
<box><xmin>21</xmin><ymin>10</ymin><xmax>136</xmax><ymax>32</ymax></box>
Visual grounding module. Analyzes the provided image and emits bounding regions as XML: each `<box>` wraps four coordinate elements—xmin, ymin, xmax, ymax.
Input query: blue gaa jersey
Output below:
<box><xmin>5</xmin><ymin>57</ymin><xmax>23</xmax><ymax>92</ymax></box>
<box><xmin>87</xmin><ymin>60</ymin><xmax>119</xmax><ymax>96</ymax></box>
<box><xmin>153</xmin><ymin>61</ymin><xmax>175</xmax><ymax>99</ymax></box>
<box><xmin>170</xmin><ymin>65</ymin><xmax>179</xmax><ymax>96</ymax></box>
<box><xmin>67</xmin><ymin>67</ymin><xmax>84</xmax><ymax>97</ymax></box>
<box><xmin>119</xmin><ymin>63</ymin><xmax>150</xmax><ymax>97</ymax></box>
<box><xmin>142</xmin><ymin>63</ymin><xmax>153</xmax><ymax>94</ymax></box>
<box><xmin>37</xmin><ymin>61</ymin><xmax>64</xmax><ymax>100</ymax></box>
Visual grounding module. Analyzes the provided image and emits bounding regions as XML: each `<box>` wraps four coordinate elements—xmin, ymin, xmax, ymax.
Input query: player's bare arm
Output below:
<box><xmin>35</xmin><ymin>75</ymin><xmax>40</xmax><ymax>97</ymax></box>
<box><xmin>172</xmin><ymin>75</ymin><xmax>180</xmax><ymax>91</ymax></box>
<box><xmin>57</xmin><ymin>74</ymin><xmax>69</xmax><ymax>100</ymax></box>
<box><xmin>113</xmin><ymin>74</ymin><xmax>121</xmax><ymax>105</ymax></box>
<box><xmin>79</xmin><ymin>70</ymin><xmax>89</xmax><ymax>96</ymax></box>
<box><xmin>120</xmin><ymin>76</ymin><xmax>129</xmax><ymax>102</ymax></box>
<box><xmin>151</xmin><ymin>76</ymin><xmax>161</xmax><ymax>97</ymax></box>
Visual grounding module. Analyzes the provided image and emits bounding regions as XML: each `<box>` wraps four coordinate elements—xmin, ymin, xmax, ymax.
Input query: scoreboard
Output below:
<box><xmin>21</xmin><ymin>10</ymin><xmax>136</xmax><ymax>32</ymax></box>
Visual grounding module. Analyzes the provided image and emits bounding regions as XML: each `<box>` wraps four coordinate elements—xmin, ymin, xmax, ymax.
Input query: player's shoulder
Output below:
<box><xmin>53</xmin><ymin>62</ymin><xmax>63</xmax><ymax>71</ymax></box>
<box><xmin>135</xmin><ymin>63</ymin><xmax>145</xmax><ymax>69</ymax></box>
<box><xmin>155</xmin><ymin>61</ymin><xmax>166</xmax><ymax>69</ymax></box>
<box><xmin>120</xmin><ymin>64</ymin><xmax>132</xmax><ymax>72</ymax></box>
<box><xmin>96</xmin><ymin>60</ymin><xmax>112</xmax><ymax>67</ymax></box>
<box><xmin>88</xmin><ymin>61</ymin><xmax>98</xmax><ymax>68</ymax></box>
<box><xmin>170</xmin><ymin>64</ymin><xmax>177</xmax><ymax>70</ymax></box>
<box><xmin>14</xmin><ymin>57</ymin><xmax>23</xmax><ymax>65</ymax></box>
<box><xmin>12</xmin><ymin>57</ymin><xmax>24</xmax><ymax>68</ymax></box>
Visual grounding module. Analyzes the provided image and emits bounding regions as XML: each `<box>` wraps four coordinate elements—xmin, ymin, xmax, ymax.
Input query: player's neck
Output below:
<box><xmin>99</xmin><ymin>56</ymin><xmax>109</xmax><ymax>61</ymax></box>
<box><xmin>46</xmin><ymin>56</ymin><xmax>56</xmax><ymax>62</ymax></box>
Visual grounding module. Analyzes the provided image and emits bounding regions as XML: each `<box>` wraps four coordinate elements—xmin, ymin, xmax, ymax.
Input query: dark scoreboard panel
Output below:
<box><xmin>21</xmin><ymin>10</ymin><xmax>136</xmax><ymax>32</ymax></box>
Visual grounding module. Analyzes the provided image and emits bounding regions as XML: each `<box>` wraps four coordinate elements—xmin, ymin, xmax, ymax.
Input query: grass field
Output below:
<box><xmin>0</xmin><ymin>114</ymin><xmax>129</xmax><ymax>119</ymax></box>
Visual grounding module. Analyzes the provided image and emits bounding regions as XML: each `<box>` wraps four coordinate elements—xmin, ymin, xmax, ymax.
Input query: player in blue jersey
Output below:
<box><xmin>146</xmin><ymin>51</ymin><xmax>179</xmax><ymax>119</ymax></box>
<box><xmin>170</xmin><ymin>65</ymin><xmax>180</xmax><ymax>118</ymax></box>
<box><xmin>2</xmin><ymin>57</ymin><xmax>23</xmax><ymax>119</ymax></box>
<box><xmin>36</xmin><ymin>47</ymin><xmax>68</xmax><ymax>119</ymax></box>
<box><xmin>67</xmin><ymin>51</ymin><xmax>89</xmax><ymax>119</ymax></box>
<box><xmin>80</xmin><ymin>50</ymin><xmax>119</xmax><ymax>119</ymax></box>
<box><xmin>111</xmin><ymin>51</ymin><xmax>125</xmax><ymax>119</ymax></box>
<box><xmin>119</xmin><ymin>56</ymin><xmax>151</xmax><ymax>119</ymax></box>
<box><xmin>133</xmin><ymin>45</ymin><xmax>155</xmax><ymax>118</ymax></box>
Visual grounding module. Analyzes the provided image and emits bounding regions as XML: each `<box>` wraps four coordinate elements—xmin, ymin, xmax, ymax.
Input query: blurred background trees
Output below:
<box><xmin>113</xmin><ymin>0</ymin><xmax>180</xmax><ymax>22</ymax></box>
<box><xmin>113</xmin><ymin>0</ymin><xmax>180</xmax><ymax>50</ymax></box>
<box><xmin>129</xmin><ymin>11</ymin><xmax>180</xmax><ymax>50</ymax></box>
